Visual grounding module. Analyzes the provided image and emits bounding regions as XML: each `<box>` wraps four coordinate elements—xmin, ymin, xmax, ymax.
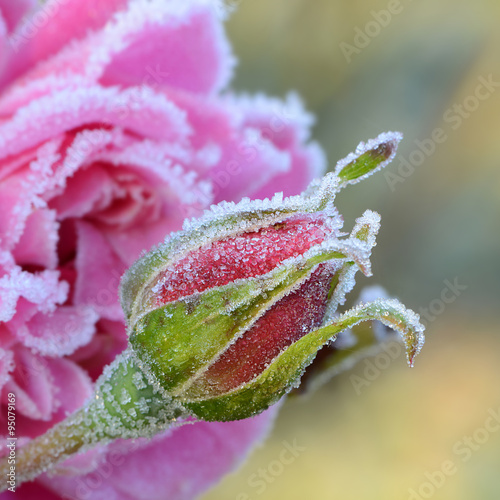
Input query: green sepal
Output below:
<box><xmin>129</xmin><ymin>240</ymin><xmax>369</xmax><ymax>395</ymax></box>
<box><xmin>334</xmin><ymin>132</ymin><xmax>402</xmax><ymax>188</ymax></box>
<box><xmin>181</xmin><ymin>299</ymin><xmax>424</xmax><ymax>421</ymax></box>
<box><xmin>296</xmin><ymin>322</ymin><xmax>401</xmax><ymax>395</ymax></box>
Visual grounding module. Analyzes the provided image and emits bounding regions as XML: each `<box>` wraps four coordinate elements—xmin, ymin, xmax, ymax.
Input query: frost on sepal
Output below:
<box><xmin>181</xmin><ymin>298</ymin><xmax>424</xmax><ymax>421</ymax></box>
<box><xmin>86</xmin><ymin>350</ymin><xmax>188</xmax><ymax>440</ymax></box>
<box><xmin>295</xmin><ymin>321</ymin><xmax>396</xmax><ymax>395</ymax></box>
<box><xmin>296</xmin><ymin>285</ymin><xmax>401</xmax><ymax>394</ymax></box>
<box><xmin>128</xmin><ymin>238</ymin><xmax>370</xmax><ymax>396</ymax></box>
<box><xmin>323</xmin><ymin>210</ymin><xmax>381</xmax><ymax>323</ymax></box>
<box><xmin>334</xmin><ymin>132</ymin><xmax>402</xmax><ymax>188</ymax></box>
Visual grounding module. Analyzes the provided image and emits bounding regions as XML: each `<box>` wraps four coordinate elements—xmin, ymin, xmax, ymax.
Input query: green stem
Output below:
<box><xmin>0</xmin><ymin>350</ymin><xmax>187</xmax><ymax>491</ymax></box>
<box><xmin>1</xmin><ymin>406</ymin><xmax>91</xmax><ymax>489</ymax></box>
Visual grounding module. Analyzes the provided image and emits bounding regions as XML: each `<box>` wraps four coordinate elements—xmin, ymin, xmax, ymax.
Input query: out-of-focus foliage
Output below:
<box><xmin>204</xmin><ymin>0</ymin><xmax>500</xmax><ymax>499</ymax></box>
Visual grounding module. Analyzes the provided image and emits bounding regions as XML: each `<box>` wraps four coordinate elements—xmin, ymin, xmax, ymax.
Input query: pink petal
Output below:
<box><xmin>1</xmin><ymin>348</ymin><xmax>93</xmax><ymax>440</ymax></box>
<box><xmin>100</xmin><ymin>0</ymin><xmax>235</xmax><ymax>94</ymax></box>
<box><xmin>0</xmin><ymin>0</ymin><xmax>234</xmax><ymax>111</ymax></box>
<box><xmin>70</xmin><ymin>320</ymin><xmax>127</xmax><ymax>380</ymax></box>
<box><xmin>0</xmin><ymin>481</ymin><xmax>62</xmax><ymax>500</ymax></box>
<box><xmin>41</xmin><ymin>405</ymin><xmax>280</xmax><ymax>500</ymax></box>
<box><xmin>253</xmin><ymin>141</ymin><xmax>326</xmax><ymax>200</ymax></box>
<box><xmin>96</xmin><ymin>139</ymin><xmax>213</xmax><ymax>209</ymax></box>
<box><xmin>14</xmin><ymin>305</ymin><xmax>98</xmax><ymax>357</ymax></box>
<box><xmin>45</xmin><ymin>356</ymin><xmax>93</xmax><ymax>421</ymax></box>
<box><xmin>209</xmin><ymin>127</ymin><xmax>291</xmax><ymax>203</ymax></box>
<box><xmin>0</xmin><ymin>15</ymin><xmax>6</xmax><ymax>81</ymax></box>
<box><xmin>0</xmin><ymin>86</ymin><xmax>190</xmax><ymax>158</ymax></box>
<box><xmin>225</xmin><ymin>93</ymin><xmax>327</xmax><ymax>199</ymax></box>
<box><xmin>93</xmin><ymin>139</ymin><xmax>214</xmax><ymax>262</ymax></box>
<box><xmin>0</xmin><ymin>0</ymin><xmax>127</xmax><ymax>89</ymax></box>
<box><xmin>2</xmin><ymin>347</ymin><xmax>56</xmax><ymax>421</ymax></box>
<box><xmin>74</xmin><ymin>222</ymin><xmax>126</xmax><ymax>321</ymax></box>
<box><xmin>166</xmin><ymin>89</ymin><xmax>299</xmax><ymax>203</ymax></box>
<box><xmin>0</xmin><ymin>0</ymin><xmax>36</xmax><ymax>33</ymax></box>
<box><xmin>12</xmin><ymin>208</ymin><xmax>59</xmax><ymax>269</ymax></box>
<box><xmin>0</xmin><ymin>267</ymin><xmax>67</xmax><ymax>323</ymax></box>
<box><xmin>0</xmin><ymin>139</ymin><xmax>62</xmax><ymax>249</ymax></box>
<box><xmin>51</xmin><ymin>446</ymin><xmax>107</xmax><ymax>478</ymax></box>
<box><xmin>0</xmin><ymin>346</ymin><xmax>14</xmax><ymax>393</ymax></box>
<box><xmin>49</xmin><ymin>164</ymin><xmax>118</xmax><ymax>220</ymax></box>
<box><xmin>105</xmin><ymin>218</ymin><xmax>189</xmax><ymax>267</ymax></box>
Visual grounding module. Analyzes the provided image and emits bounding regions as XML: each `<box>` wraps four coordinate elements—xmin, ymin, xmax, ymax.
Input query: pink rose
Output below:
<box><xmin>0</xmin><ymin>0</ymin><xmax>325</xmax><ymax>498</ymax></box>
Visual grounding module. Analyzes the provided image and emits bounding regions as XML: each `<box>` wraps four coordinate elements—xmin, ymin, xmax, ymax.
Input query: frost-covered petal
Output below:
<box><xmin>0</xmin><ymin>0</ymin><xmax>127</xmax><ymax>90</ymax></box>
<box><xmin>0</xmin><ymin>0</ymin><xmax>234</xmax><ymax>110</ymax></box>
<box><xmin>0</xmin><ymin>346</ymin><xmax>14</xmax><ymax>393</ymax></box>
<box><xmin>223</xmin><ymin>92</ymin><xmax>326</xmax><ymax>199</ymax></box>
<box><xmin>44</xmin><ymin>356</ymin><xmax>94</xmax><ymax>422</ymax></box>
<box><xmin>0</xmin><ymin>86</ymin><xmax>190</xmax><ymax>159</ymax></box>
<box><xmin>49</xmin><ymin>164</ymin><xmax>119</xmax><ymax>220</ymax></box>
<box><xmin>0</xmin><ymin>15</ymin><xmax>7</xmax><ymax>80</ymax></box>
<box><xmin>99</xmin><ymin>0</ymin><xmax>235</xmax><ymax>94</ymax></box>
<box><xmin>1</xmin><ymin>349</ymin><xmax>93</xmax><ymax>442</ymax></box>
<box><xmin>166</xmin><ymin>90</ymin><xmax>308</xmax><ymax>204</ymax></box>
<box><xmin>14</xmin><ymin>305</ymin><xmax>98</xmax><ymax>357</ymax></box>
<box><xmin>0</xmin><ymin>266</ymin><xmax>67</xmax><ymax>324</ymax></box>
<box><xmin>11</xmin><ymin>208</ymin><xmax>59</xmax><ymax>270</ymax></box>
<box><xmin>2</xmin><ymin>347</ymin><xmax>56</xmax><ymax>421</ymax></box>
<box><xmin>0</xmin><ymin>139</ymin><xmax>62</xmax><ymax>249</ymax></box>
<box><xmin>95</xmin><ymin>138</ymin><xmax>214</xmax><ymax>227</ymax></box>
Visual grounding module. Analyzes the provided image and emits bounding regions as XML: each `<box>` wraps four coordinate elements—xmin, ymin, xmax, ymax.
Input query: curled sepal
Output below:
<box><xmin>181</xmin><ymin>299</ymin><xmax>424</xmax><ymax>421</ymax></box>
<box><xmin>323</xmin><ymin>209</ymin><xmax>381</xmax><ymax>323</ymax></box>
<box><xmin>297</xmin><ymin>321</ymin><xmax>401</xmax><ymax>395</ymax></box>
<box><xmin>333</xmin><ymin>131</ymin><xmax>402</xmax><ymax>188</ymax></box>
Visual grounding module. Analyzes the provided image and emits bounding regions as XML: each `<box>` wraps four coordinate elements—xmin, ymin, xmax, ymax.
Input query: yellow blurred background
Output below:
<box><xmin>204</xmin><ymin>0</ymin><xmax>500</xmax><ymax>499</ymax></box>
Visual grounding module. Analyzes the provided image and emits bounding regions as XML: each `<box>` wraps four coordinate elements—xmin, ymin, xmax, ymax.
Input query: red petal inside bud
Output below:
<box><xmin>184</xmin><ymin>263</ymin><xmax>337</xmax><ymax>398</ymax></box>
<box><xmin>155</xmin><ymin>215</ymin><xmax>331</xmax><ymax>305</ymax></box>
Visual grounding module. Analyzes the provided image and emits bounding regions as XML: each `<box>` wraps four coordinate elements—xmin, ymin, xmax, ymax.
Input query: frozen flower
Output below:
<box><xmin>2</xmin><ymin>131</ymin><xmax>425</xmax><ymax>491</ymax></box>
<box><xmin>0</xmin><ymin>0</ymin><xmax>327</xmax><ymax>498</ymax></box>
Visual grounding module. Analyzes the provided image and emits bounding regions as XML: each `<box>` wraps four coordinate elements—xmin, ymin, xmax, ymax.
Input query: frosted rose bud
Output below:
<box><xmin>118</xmin><ymin>131</ymin><xmax>425</xmax><ymax>421</ymax></box>
<box><xmin>4</xmin><ymin>133</ymin><xmax>426</xmax><ymax>488</ymax></box>
<box><xmin>126</xmin><ymin>212</ymin><xmax>348</xmax><ymax>421</ymax></box>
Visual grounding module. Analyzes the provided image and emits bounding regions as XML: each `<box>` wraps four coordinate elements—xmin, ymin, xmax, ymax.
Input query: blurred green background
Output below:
<box><xmin>204</xmin><ymin>1</ymin><xmax>500</xmax><ymax>499</ymax></box>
